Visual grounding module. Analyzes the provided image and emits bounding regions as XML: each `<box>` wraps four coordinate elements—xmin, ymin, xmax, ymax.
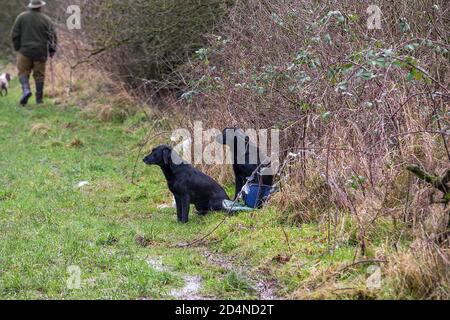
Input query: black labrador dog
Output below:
<box><xmin>216</xmin><ymin>128</ymin><xmax>274</xmax><ymax>205</ymax></box>
<box><xmin>143</xmin><ymin>145</ymin><xmax>229</xmax><ymax>223</ymax></box>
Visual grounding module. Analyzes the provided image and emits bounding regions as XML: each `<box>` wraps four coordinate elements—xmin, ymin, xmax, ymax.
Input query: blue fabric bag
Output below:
<box><xmin>243</xmin><ymin>184</ymin><xmax>272</xmax><ymax>208</ymax></box>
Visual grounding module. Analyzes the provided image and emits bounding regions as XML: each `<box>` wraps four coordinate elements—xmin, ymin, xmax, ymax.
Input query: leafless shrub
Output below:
<box><xmin>174</xmin><ymin>0</ymin><xmax>449</xmax><ymax>254</ymax></box>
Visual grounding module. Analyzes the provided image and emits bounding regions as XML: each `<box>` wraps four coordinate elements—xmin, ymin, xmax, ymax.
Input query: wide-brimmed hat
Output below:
<box><xmin>28</xmin><ymin>0</ymin><xmax>46</xmax><ymax>9</ymax></box>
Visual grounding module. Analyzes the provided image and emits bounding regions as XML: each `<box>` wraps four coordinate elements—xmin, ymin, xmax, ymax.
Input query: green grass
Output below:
<box><xmin>0</xmin><ymin>81</ymin><xmax>380</xmax><ymax>300</ymax></box>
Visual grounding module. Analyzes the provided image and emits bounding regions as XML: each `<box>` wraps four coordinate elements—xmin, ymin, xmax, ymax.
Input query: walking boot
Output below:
<box><xmin>36</xmin><ymin>81</ymin><xmax>44</xmax><ymax>104</ymax></box>
<box><xmin>19</xmin><ymin>75</ymin><xmax>32</xmax><ymax>106</ymax></box>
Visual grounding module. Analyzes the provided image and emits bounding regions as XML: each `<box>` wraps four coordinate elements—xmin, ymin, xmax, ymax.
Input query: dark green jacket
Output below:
<box><xmin>11</xmin><ymin>10</ymin><xmax>57</xmax><ymax>61</ymax></box>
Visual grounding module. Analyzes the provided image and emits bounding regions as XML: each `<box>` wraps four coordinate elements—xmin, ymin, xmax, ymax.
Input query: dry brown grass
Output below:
<box><xmin>385</xmin><ymin>240</ymin><xmax>449</xmax><ymax>299</ymax></box>
<box><xmin>30</xmin><ymin>123</ymin><xmax>50</xmax><ymax>136</ymax></box>
<box><xmin>270</xmin><ymin>172</ymin><xmax>333</xmax><ymax>224</ymax></box>
<box><xmin>68</xmin><ymin>137</ymin><xmax>84</xmax><ymax>148</ymax></box>
<box><xmin>48</xmin><ymin>31</ymin><xmax>141</xmax><ymax>123</ymax></box>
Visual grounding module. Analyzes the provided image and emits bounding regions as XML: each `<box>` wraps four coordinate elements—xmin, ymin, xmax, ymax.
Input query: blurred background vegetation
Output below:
<box><xmin>0</xmin><ymin>0</ymin><xmax>59</xmax><ymax>56</ymax></box>
<box><xmin>86</xmin><ymin>0</ymin><xmax>233</xmax><ymax>86</ymax></box>
<box><xmin>0</xmin><ymin>1</ymin><xmax>26</xmax><ymax>55</ymax></box>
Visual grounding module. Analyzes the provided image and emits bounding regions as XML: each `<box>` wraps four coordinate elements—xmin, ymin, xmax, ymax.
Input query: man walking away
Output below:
<box><xmin>11</xmin><ymin>0</ymin><xmax>57</xmax><ymax>106</ymax></box>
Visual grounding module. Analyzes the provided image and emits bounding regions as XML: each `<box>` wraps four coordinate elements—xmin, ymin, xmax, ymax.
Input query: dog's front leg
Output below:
<box><xmin>179</xmin><ymin>195</ymin><xmax>190</xmax><ymax>223</ymax></box>
<box><xmin>235</xmin><ymin>178</ymin><xmax>244</xmax><ymax>199</ymax></box>
<box><xmin>174</xmin><ymin>195</ymin><xmax>183</xmax><ymax>222</ymax></box>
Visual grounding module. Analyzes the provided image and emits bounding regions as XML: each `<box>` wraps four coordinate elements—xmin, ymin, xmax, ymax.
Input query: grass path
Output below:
<box><xmin>0</xmin><ymin>81</ymin><xmax>363</xmax><ymax>300</ymax></box>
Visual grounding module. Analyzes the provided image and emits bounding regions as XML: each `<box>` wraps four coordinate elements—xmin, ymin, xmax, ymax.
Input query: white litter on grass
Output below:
<box><xmin>147</xmin><ymin>258</ymin><xmax>167</xmax><ymax>272</ymax></box>
<box><xmin>76</xmin><ymin>181</ymin><xmax>89</xmax><ymax>188</ymax></box>
<box><xmin>157</xmin><ymin>197</ymin><xmax>177</xmax><ymax>210</ymax></box>
<box><xmin>146</xmin><ymin>256</ymin><xmax>207</xmax><ymax>300</ymax></box>
<box><xmin>170</xmin><ymin>276</ymin><xmax>203</xmax><ymax>300</ymax></box>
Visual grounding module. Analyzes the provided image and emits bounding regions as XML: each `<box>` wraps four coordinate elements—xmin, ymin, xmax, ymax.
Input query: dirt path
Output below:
<box><xmin>146</xmin><ymin>247</ymin><xmax>280</xmax><ymax>300</ymax></box>
<box><xmin>201</xmin><ymin>250</ymin><xmax>280</xmax><ymax>300</ymax></box>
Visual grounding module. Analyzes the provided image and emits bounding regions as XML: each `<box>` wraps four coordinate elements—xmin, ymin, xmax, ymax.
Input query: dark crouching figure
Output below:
<box><xmin>217</xmin><ymin>128</ymin><xmax>274</xmax><ymax>207</ymax></box>
<box><xmin>11</xmin><ymin>0</ymin><xmax>57</xmax><ymax>106</ymax></box>
<box><xmin>143</xmin><ymin>145</ymin><xmax>229</xmax><ymax>223</ymax></box>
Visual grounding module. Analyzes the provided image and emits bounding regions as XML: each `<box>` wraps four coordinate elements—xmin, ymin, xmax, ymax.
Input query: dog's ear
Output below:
<box><xmin>162</xmin><ymin>148</ymin><xmax>172</xmax><ymax>166</ymax></box>
<box><xmin>6</xmin><ymin>74</ymin><xmax>11</xmax><ymax>82</ymax></box>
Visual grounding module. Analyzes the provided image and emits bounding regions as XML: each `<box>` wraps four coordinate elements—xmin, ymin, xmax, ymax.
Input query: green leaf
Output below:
<box><xmin>406</xmin><ymin>67</ymin><xmax>425</xmax><ymax>82</ymax></box>
<box><xmin>363</xmin><ymin>102</ymin><xmax>374</xmax><ymax>109</ymax></box>
<box><xmin>348</xmin><ymin>14</ymin><xmax>359</xmax><ymax>22</ymax></box>
<box><xmin>404</xmin><ymin>43</ymin><xmax>419</xmax><ymax>51</ymax></box>
<box><xmin>357</xmin><ymin>69</ymin><xmax>376</xmax><ymax>81</ymax></box>
<box><xmin>373</xmin><ymin>57</ymin><xmax>389</xmax><ymax>68</ymax></box>
<box><xmin>321</xmin><ymin>111</ymin><xmax>331</xmax><ymax>122</ymax></box>
<box><xmin>335</xmin><ymin>81</ymin><xmax>348</xmax><ymax>92</ymax></box>
<box><xmin>341</xmin><ymin>63</ymin><xmax>354</xmax><ymax>73</ymax></box>
<box><xmin>300</xmin><ymin>102</ymin><xmax>311</xmax><ymax>111</ymax></box>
